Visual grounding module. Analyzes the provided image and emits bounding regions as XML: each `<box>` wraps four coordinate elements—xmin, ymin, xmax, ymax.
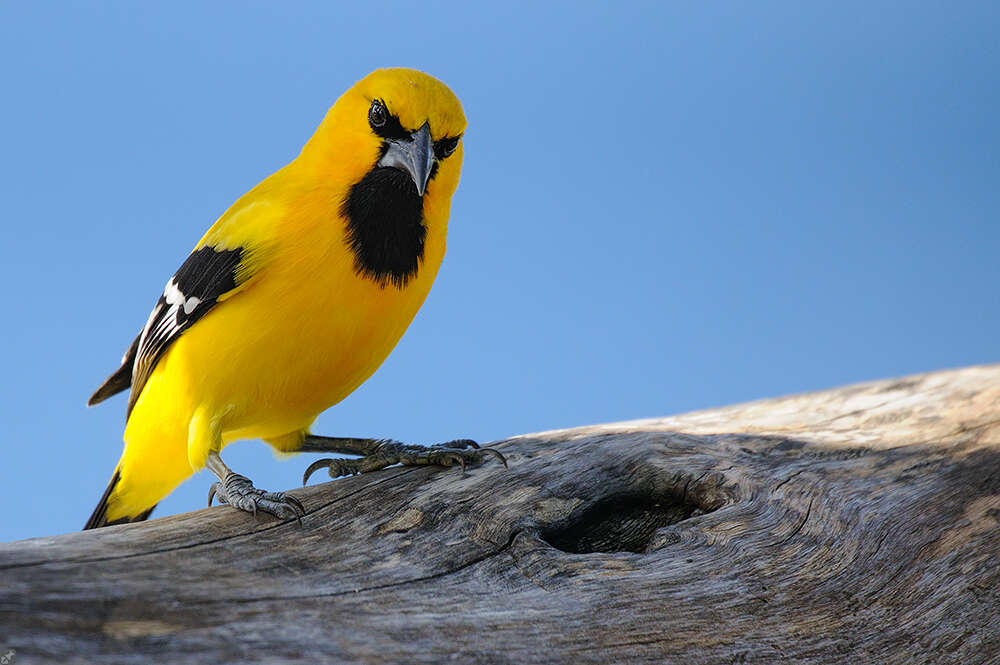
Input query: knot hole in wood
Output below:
<box><xmin>539</xmin><ymin>470</ymin><xmax>729</xmax><ymax>554</ymax></box>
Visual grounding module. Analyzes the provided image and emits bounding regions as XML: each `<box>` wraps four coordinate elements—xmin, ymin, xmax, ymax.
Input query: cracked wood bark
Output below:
<box><xmin>2</xmin><ymin>365</ymin><xmax>999</xmax><ymax>665</ymax></box>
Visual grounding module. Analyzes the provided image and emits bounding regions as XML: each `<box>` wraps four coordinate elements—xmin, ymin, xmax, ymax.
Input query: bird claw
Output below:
<box><xmin>441</xmin><ymin>438</ymin><xmax>480</xmax><ymax>450</ymax></box>
<box><xmin>479</xmin><ymin>447</ymin><xmax>509</xmax><ymax>468</ymax></box>
<box><xmin>209</xmin><ymin>473</ymin><xmax>305</xmax><ymax>523</ymax></box>
<box><xmin>302</xmin><ymin>457</ymin><xmax>363</xmax><ymax>486</ymax></box>
<box><xmin>427</xmin><ymin>440</ymin><xmax>507</xmax><ymax>470</ymax></box>
<box><xmin>302</xmin><ymin>439</ymin><xmax>507</xmax><ymax>485</ymax></box>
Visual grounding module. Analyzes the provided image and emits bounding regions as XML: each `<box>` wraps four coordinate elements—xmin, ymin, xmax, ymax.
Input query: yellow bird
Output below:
<box><xmin>84</xmin><ymin>68</ymin><xmax>504</xmax><ymax>529</ymax></box>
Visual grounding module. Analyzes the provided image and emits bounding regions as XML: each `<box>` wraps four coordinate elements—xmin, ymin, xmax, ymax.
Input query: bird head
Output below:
<box><xmin>303</xmin><ymin>68</ymin><xmax>467</xmax><ymax>203</ymax></box>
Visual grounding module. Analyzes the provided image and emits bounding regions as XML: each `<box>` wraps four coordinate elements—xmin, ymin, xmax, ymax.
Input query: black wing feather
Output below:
<box><xmin>127</xmin><ymin>246</ymin><xmax>244</xmax><ymax>418</ymax></box>
<box><xmin>88</xmin><ymin>246</ymin><xmax>245</xmax><ymax>419</ymax></box>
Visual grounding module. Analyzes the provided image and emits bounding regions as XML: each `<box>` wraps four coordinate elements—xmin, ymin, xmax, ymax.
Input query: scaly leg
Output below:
<box><xmin>206</xmin><ymin>451</ymin><xmax>305</xmax><ymax>521</ymax></box>
<box><xmin>300</xmin><ymin>436</ymin><xmax>507</xmax><ymax>486</ymax></box>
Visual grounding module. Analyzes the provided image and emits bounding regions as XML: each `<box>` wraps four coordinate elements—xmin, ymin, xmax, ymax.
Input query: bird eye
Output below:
<box><xmin>434</xmin><ymin>136</ymin><xmax>461</xmax><ymax>160</ymax></box>
<box><xmin>368</xmin><ymin>100</ymin><xmax>387</xmax><ymax>129</ymax></box>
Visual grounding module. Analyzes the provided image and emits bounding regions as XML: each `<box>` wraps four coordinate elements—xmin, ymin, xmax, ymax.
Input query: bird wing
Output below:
<box><xmin>125</xmin><ymin>245</ymin><xmax>248</xmax><ymax>417</ymax></box>
<box><xmin>89</xmin><ymin>200</ymin><xmax>279</xmax><ymax>418</ymax></box>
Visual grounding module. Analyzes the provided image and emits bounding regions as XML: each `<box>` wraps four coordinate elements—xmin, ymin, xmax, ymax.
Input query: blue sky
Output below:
<box><xmin>0</xmin><ymin>2</ymin><xmax>996</xmax><ymax>541</ymax></box>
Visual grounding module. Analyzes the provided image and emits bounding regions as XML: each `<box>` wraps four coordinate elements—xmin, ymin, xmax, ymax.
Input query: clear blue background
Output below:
<box><xmin>1</xmin><ymin>2</ymin><xmax>996</xmax><ymax>542</ymax></box>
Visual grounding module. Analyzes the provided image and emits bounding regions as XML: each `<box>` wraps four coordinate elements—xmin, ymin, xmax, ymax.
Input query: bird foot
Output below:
<box><xmin>208</xmin><ymin>472</ymin><xmax>305</xmax><ymax>522</ymax></box>
<box><xmin>302</xmin><ymin>438</ymin><xmax>507</xmax><ymax>486</ymax></box>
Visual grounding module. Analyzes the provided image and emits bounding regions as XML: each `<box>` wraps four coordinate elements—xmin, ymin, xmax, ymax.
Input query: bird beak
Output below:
<box><xmin>378</xmin><ymin>123</ymin><xmax>434</xmax><ymax>197</ymax></box>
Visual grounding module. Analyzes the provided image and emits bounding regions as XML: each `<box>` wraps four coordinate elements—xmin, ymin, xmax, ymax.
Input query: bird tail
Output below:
<box><xmin>83</xmin><ymin>467</ymin><xmax>157</xmax><ymax>530</ymax></box>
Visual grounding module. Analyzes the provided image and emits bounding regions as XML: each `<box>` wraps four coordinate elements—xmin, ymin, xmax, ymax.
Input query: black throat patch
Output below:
<box><xmin>343</xmin><ymin>166</ymin><xmax>426</xmax><ymax>289</ymax></box>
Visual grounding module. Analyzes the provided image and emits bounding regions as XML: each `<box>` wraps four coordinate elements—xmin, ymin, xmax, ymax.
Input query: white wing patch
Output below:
<box><xmin>163</xmin><ymin>278</ymin><xmax>203</xmax><ymax>315</ymax></box>
<box><xmin>125</xmin><ymin>246</ymin><xmax>244</xmax><ymax>417</ymax></box>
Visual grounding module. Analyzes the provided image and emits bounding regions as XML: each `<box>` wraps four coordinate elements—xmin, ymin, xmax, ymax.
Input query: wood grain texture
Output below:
<box><xmin>2</xmin><ymin>365</ymin><xmax>999</xmax><ymax>664</ymax></box>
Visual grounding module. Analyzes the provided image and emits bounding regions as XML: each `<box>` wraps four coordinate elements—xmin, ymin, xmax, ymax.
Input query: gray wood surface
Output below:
<box><xmin>2</xmin><ymin>365</ymin><xmax>999</xmax><ymax>664</ymax></box>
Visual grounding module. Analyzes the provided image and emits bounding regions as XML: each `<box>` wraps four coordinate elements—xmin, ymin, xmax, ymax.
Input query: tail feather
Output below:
<box><xmin>87</xmin><ymin>334</ymin><xmax>140</xmax><ymax>407</ymax></box>
<box><xmin>84</xmin><ymin>468</ymin><xmax>157</xmax><ymax>530</ymax></box>
<box><xmin>87</xmin><ymin>364</ymin><xmax>132</xmax><ymax>407</ymax></box>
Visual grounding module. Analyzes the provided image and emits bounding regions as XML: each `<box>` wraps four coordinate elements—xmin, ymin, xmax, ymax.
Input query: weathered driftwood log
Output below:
<box><xmin>2</xmin><ymin>366</ymin><xmax>999</xmax><ymax>665</ymax></box>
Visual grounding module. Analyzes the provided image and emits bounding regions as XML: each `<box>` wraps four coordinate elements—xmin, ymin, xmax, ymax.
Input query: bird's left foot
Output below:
<box><xmin>302</xmin><ymin>438</ymin><xmax>507</xmax><ymax>485</ymax></box>
<box><xmin>208</xmin><ymin>472</ymin><xmax>305</xmax><ymax>521</ymax></box>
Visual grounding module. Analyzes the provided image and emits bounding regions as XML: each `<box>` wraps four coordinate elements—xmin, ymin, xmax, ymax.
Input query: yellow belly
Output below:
<box><xmin>110</xmin><ymin>227</ymin><xmax>446</xmax><ymax>520</ymax></box>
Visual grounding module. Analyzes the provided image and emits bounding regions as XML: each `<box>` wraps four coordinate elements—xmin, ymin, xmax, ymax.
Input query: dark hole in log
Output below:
<box><xmin>541</xmin><ymin>492</ymin><xmax>710</xmax><ymax>554</ymax></box>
